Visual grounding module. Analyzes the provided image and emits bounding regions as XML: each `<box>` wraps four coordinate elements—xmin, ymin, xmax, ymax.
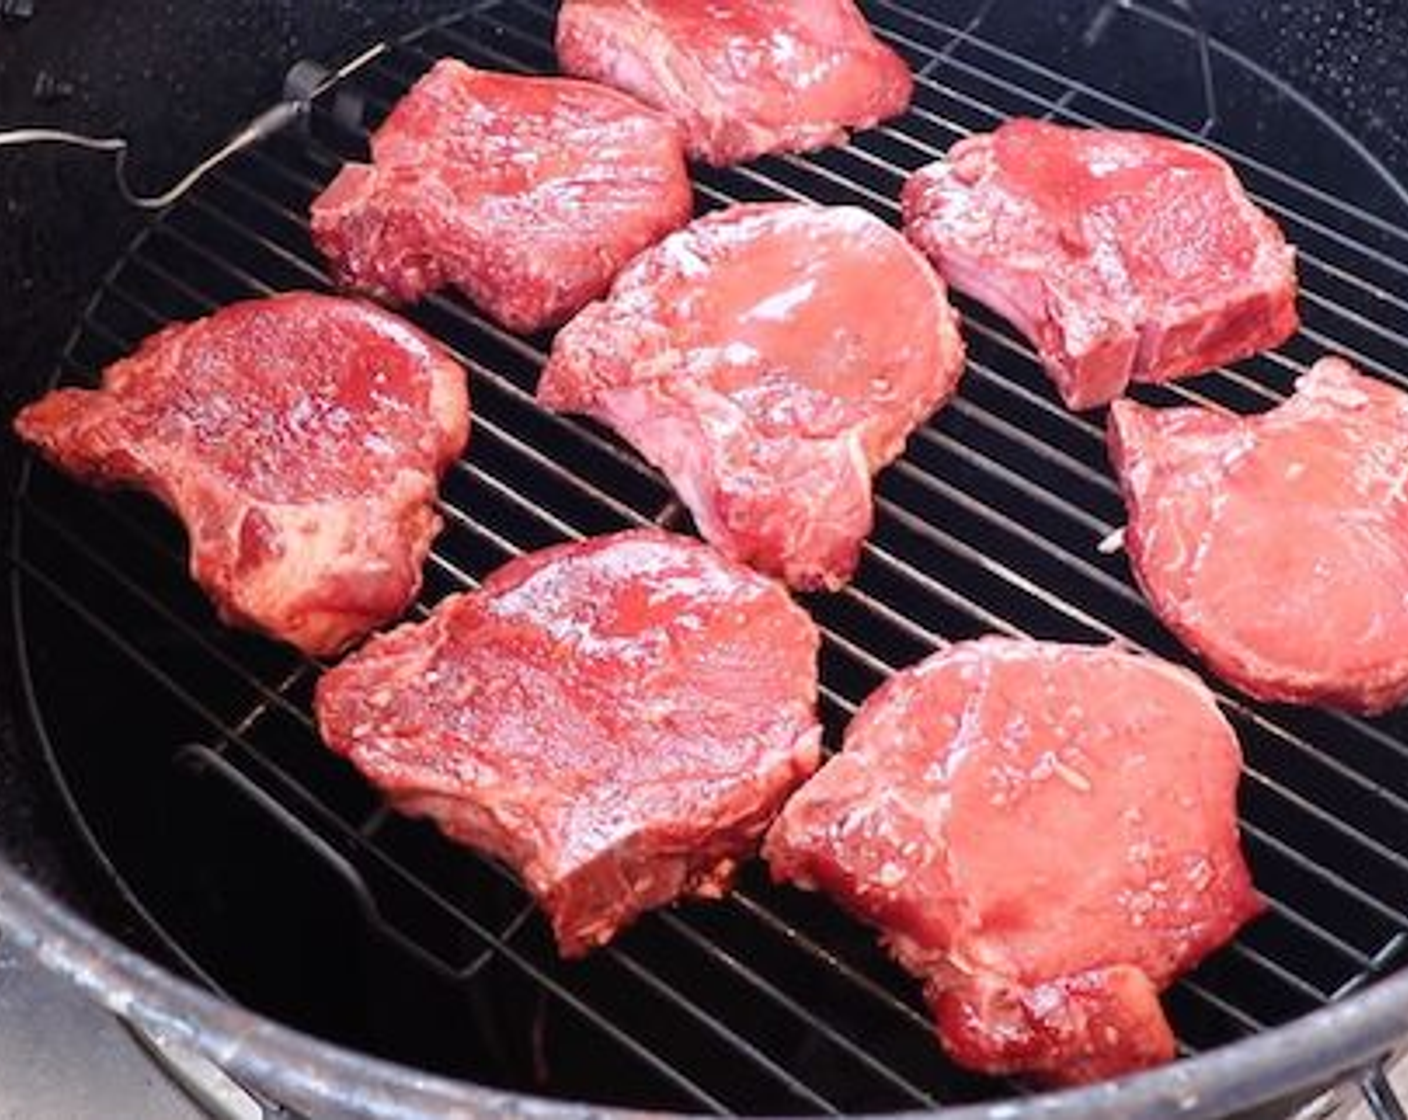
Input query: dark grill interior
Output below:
<box><xmin>9</xmin><ymin>0</ymin><xmax>1408</xmax><ymax>1113</ymax></box>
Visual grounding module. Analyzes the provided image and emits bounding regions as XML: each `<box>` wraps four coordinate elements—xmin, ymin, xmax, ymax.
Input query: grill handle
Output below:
<box><xmin>1362</xmin><ymin>1062</ymin><xmax>1408</xmax><ymax>1120</ymax></box>
<box><xmin>125</xmin><ymin>1018</ymin><xmax>276</xmax><ymax>1120</ymax></box>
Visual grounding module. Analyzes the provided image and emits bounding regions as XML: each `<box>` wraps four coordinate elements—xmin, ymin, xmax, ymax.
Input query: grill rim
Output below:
<box><xmin>2</xmin><ymin>866</ymin><xmax>1407</xmax><ymax>1120</ymax></box>
<box><xmin>6</xmin><ymin>1</ymin><xmax>1408</xmax><ymax>1116</ymax></box>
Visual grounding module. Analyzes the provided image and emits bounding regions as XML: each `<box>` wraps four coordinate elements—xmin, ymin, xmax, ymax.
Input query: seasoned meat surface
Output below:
<box><xmin>311</xmin><ymin>59</ymin><xmax>692</xmax><ymax>332</ymax></box>
<box><xmin>556</xmin><ymin>0</ymin><xmax>912</xmax><ymax>165</ymax></box>
<box><xmin>538</xmin><ymin>203</ymin><xmax>965</xmax><ymax>590</ymax></box>
<box><xmin>902</xmin><ymin>119</ymin><xmax>1298</xmax><ymax>409</ymax></box>
<box><xmin>315</xmin><ymin>529</ymin><xmax>822</xmax><ymax>957</ymax></box>
<box><xmin>765</xmin><ymin>637</ymin><xmax>1262</xmax><ymax>1085</ymax></box>
<box><xmin>14</xmin><ymin>292</ymin><xmax>468</xmax><ymax>656</ymax></box>
<box><xmin>1111</xmin><ymin>357</ymin><xmax>1408</xmax><ymax>713</ymax></box>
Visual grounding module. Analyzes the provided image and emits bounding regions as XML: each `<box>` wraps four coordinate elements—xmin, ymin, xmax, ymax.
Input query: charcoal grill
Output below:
<box><xmin>3</xmin><ymin>1</ymin><xmax>1408</xmax><ymax>1117</ymax></box>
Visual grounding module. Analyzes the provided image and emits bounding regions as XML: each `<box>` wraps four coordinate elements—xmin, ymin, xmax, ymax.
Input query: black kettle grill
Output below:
<box><xmin>2</xmin><ymin>2</ymin><xmax>1408</xmax><ymax>1117</ymax></box>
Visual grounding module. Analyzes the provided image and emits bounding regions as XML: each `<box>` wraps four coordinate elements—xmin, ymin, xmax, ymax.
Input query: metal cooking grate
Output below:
<box><xmin>10</xmin><ymin>0</ymin><xmax>1408</xmax><ymax>1115</ymax></box>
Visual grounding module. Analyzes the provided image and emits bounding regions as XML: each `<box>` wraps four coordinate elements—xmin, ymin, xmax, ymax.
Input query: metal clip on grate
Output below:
<box><xmin>8</xmin><ymin>0</ymin><xmax>1408</xmax><ymax>1116</ymax></box>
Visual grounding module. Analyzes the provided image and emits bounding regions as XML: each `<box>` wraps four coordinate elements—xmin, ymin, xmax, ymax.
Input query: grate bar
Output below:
<box><xmin>1177</xmin><ymin>979</ymin><xmax>1266</xmax><ymax>1035</ymax></box>
<box><xmin>799</xmin><ymin>138</ymin><xmax>910</xmax><ymax>198</ymax></box>
<box><xmin>1296</xmin><ymin>251</ymin><xmax>1408</xmax><ymax>321</ymax></box>
<box><xmin>940</xmin><ymin>394</ymin><xmax>1116</xmax><ymax>491</ymax></box>
<box><xmin>729</xmin><ymin>890</ymin><xmax>934</xmax><ymax>1037</ymax></box>
<box><xmin>602</xmin><ymin>949</ymin><xmax>844</xmax><ymax>1115</ymax></box>
<box><xmin>16</xmin><ymin>495</ymin><xmax>312</xmax><ymax>731</ymax></box>
<box><xmin>1299</xmin><ymin>323</ymin><xmax>1403</xmax><ymax>383</ymax></box>
<box><xmin>834</xmin><ymin>577</ymin><xmax>945</xmax><ymax>651</ymax></box>
<box><xmin>1227</xmin><ymin>941</ymin><xmax>1332</xmax><ymax>1004</ymax></box>
<box><xmin>890</xmin><ymin>460</ymin><xmax>1130</xmax><ymax>596</ymax></box>
<box><xmin>453</xmin><ymin>424</ymin><xmax>642</xmax><ymax>531</ymax></box>
<box><xmin>1268</xmin><ymin>904</ymin><xmax>1376</xmax><ymax>973</ymax></box>
<box><xmin>226</xmin><ymin>661</ymin><xmax>313</xmax><ymax>743</ymax></box>
<box><xmin>861</xmin><ymin>523</ymin><xmax>1038</xmax><ymax>639</ymax></box>
<box><xmin>657</xmin><ymin>911</ymin><xmax>942</xmax><ymax>1107</ymax></box>
<box><xmin>916</xmin><ymin>425</ymin><xmax>1115</xmax><ymax>533</ymax></box>
<box><xmin>452</xmin><ymin>459</ymin><xmax>581</xmax><ymax>544</ymax></box>
<box><xmin>1243</xmin><ymin>823</ymin><xmax>1408</xmax><ymax>931</ymax></box>
<box><xmin>432</xmin><ymin>495</ymin><xmax>528</xmax><ymax>569</ymax></box>
<box><xmin>955</xmin><ymin>321</ymin><xmax>1109</xmax><ymax>441</ymax></box>
<box><xmin>772</xmin><ymin>149</ymin><xmax>902</xmax><ymax>215</ymax></box>
<box><xmin>1300</xmin><ymin>285</ymin><xmax>1408</xmax><ymax>355</ymax></box>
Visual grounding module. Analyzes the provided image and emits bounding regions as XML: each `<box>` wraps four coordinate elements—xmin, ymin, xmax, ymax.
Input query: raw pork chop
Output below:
<box><xmin>311</xmin><ymin>59</ymin><xmax>692</xmax><ymax>333</ymax></box>
<box><xmin>1110</xmin><ymin>357</ymin><xmax>1408</xmax><ymax>713</ymax></box>
<box><xmin>538</xmin><ymin>203</ymin><xmax>965</xmax><ymax>590</ymax></box>
<box><xmin>13</xmin><ymin>292</ymin><xmax>468</xmax><ymax>656</ymax></box>
<box><xmin>902</xmin><ymin>119</ymin><xmax>1298</xmax><ymax>409</ymax></box>
<box><xmin>315</xmin><ymin>529</ymin><xmax>822</xmax><ymax>956</ymax></box>
<box><xmin>765</xmin><ymin>637</ymin><xmax>1261</xmax><ymax>1085</ymax></box>
<box><xmin>555</xmin><ymin>0</ymin><xmax>912</xmax><ymax>165</ymax></box>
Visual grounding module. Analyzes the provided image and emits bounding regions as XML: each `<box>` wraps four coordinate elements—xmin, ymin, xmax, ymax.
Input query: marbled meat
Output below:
<box><xmin>13</xmin><ymin>292</ymin><xmax>468</xmax><ymax>656</ymax></box>
<box><xmin>1110</xmin><ymin>356</ymin><xmax>1408</xmax><ymax>713</ymax></box>
<box><xmin>311</xmin><ymin>59</ymin><xmax>693</xmax><ymax>333</ymax></box>
<box><xmin>315</xmin><ymin>529</ymin><xmax>823</xmax><ymax>957</ymax></box>
<box><xmin>556</xmin><ymin>0</ymin><xmax>912</xmax><ymax>165</ymax></box>
<box><xmin>538</xmin><ymin>203</ymin><xmax>965</xmax><ymax>591</ymax></box>
<box><xmin>765</xmin><ymin>637</ymin><xmax>1262</xmax><ymax>1085</ymax></box>
<box><xmin>902</xmin><ymin>119</ymin><xmax>1298</xmax><ymax>409</ymax></box>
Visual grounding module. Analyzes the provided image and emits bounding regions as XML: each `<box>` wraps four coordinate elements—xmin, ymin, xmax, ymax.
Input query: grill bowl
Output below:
<box><xmin>4</xmin><ymin>1</ymin><xmax>1408</xmax><ymax>1116</ymax></box>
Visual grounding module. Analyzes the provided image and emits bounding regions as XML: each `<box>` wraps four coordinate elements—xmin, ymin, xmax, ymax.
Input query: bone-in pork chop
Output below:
<box><xmin>311</xmin><ymin>59</ymin><xmax>693</xmax><ymax>333</ymax></box>
<box><xmin>765</xmin><ymin>637</ymin><xmax>1262</xmax><ymax>1085</ymax></box>
<box><xmin>315</xmin><ymin>529</ymin><xmax>822</xmax><ymax>957</ymax></box>
<box><xmin>538</xmin><ymin>203</ymin><xmax>965</xmax><ymax>591</ymax></box>
<box><xmin>1110</xmin><ymin>357</ymin><xmax>1408</xmax><ymax>713</ymax></box>
<box><xmin>902</xmin><ymin>119</ymin><xmax>1298</xmax><ymax>409</ymax></box>
<box><xmin>556</xmin><ymin>0</ymin><xmax>913</xmax><ymax>165</ymax></box>
<box><xmin>13</xmin><ymin>292</ymin><xmax>468</xmax><ymax>656</ymax></box>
